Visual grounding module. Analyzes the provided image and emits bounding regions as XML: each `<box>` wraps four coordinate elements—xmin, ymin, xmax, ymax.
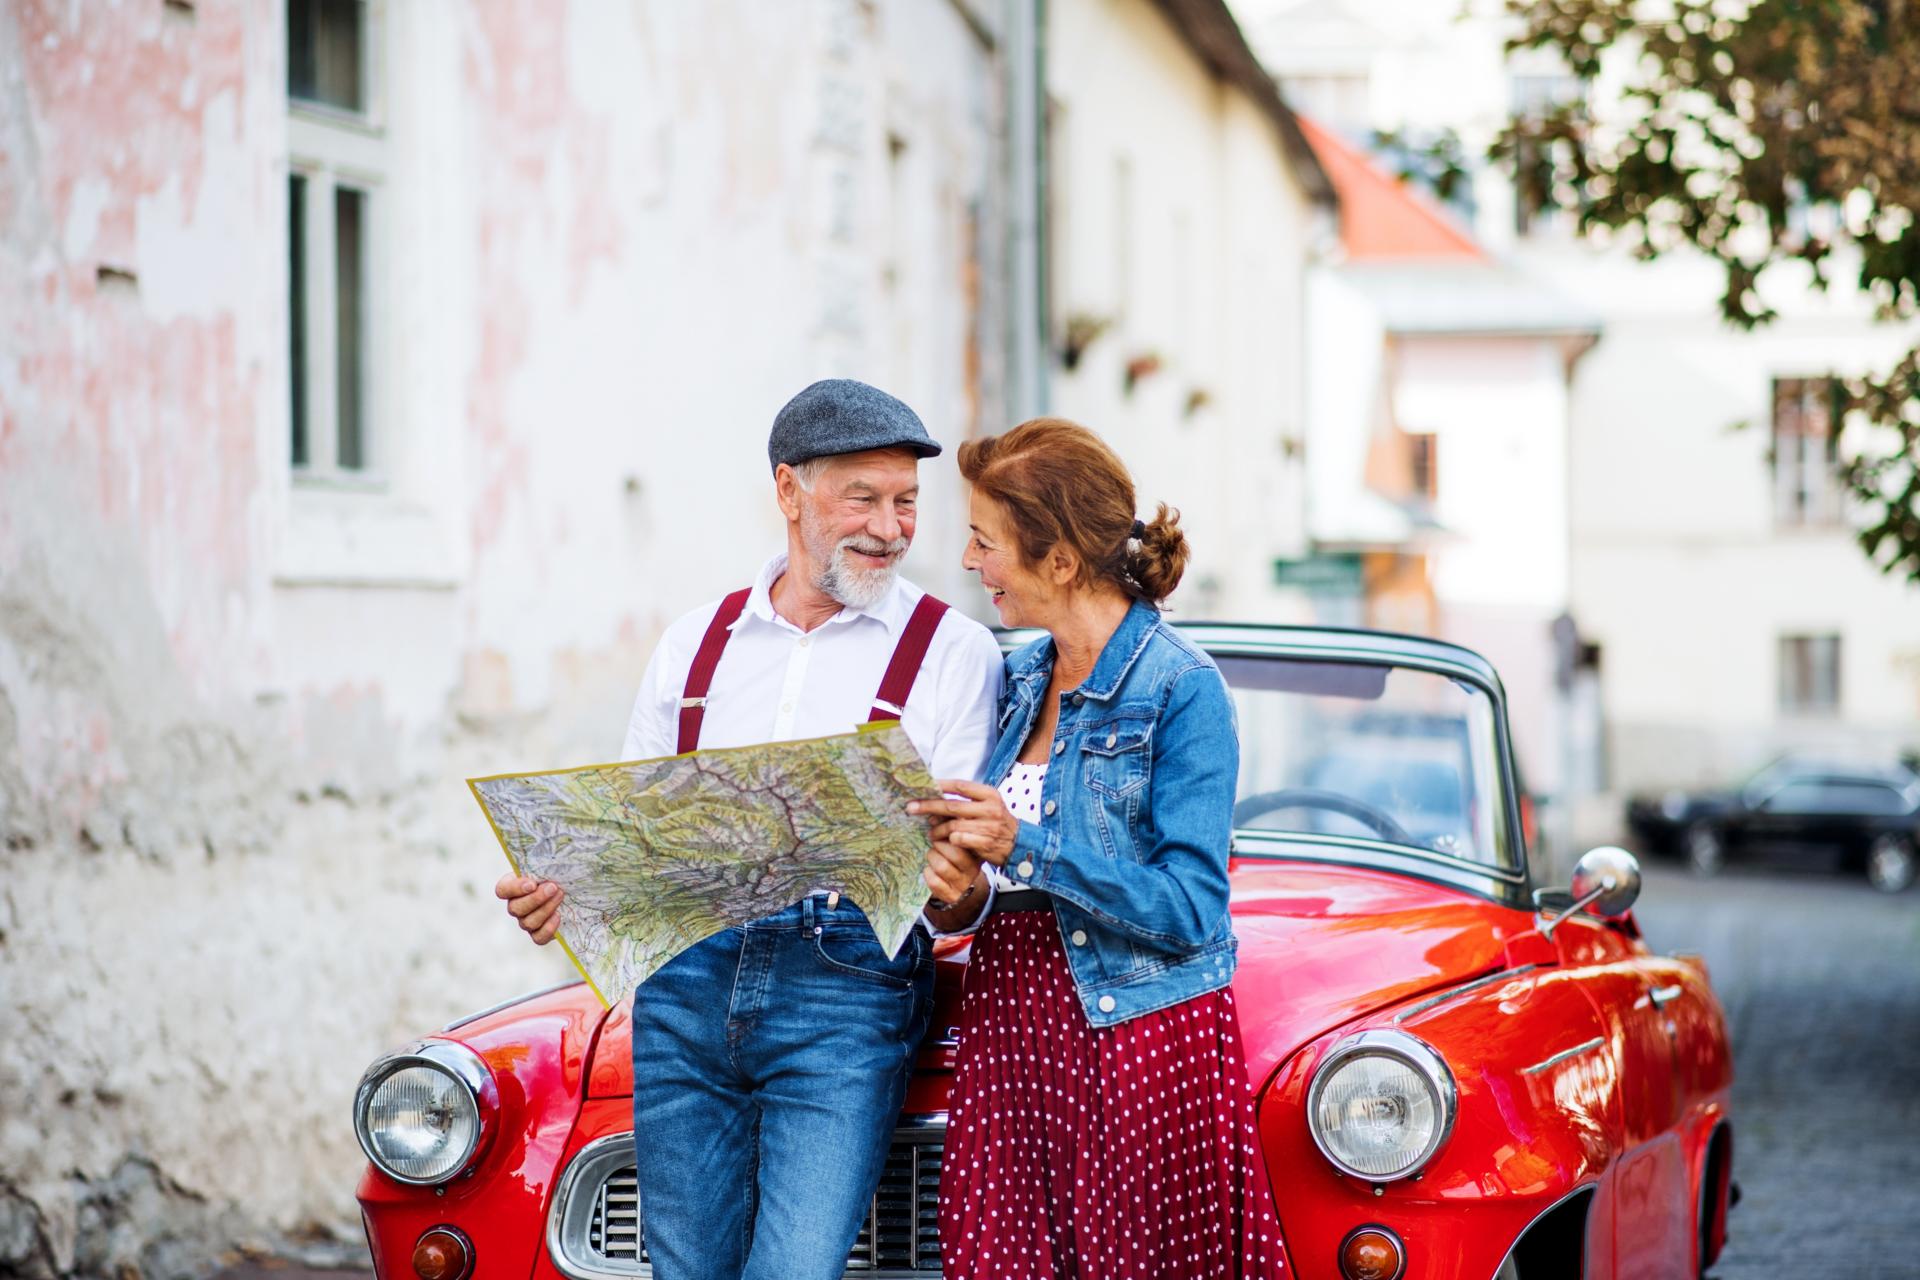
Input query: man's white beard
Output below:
<box><xmin>805</xmin><ymin>520</ymin><xmax>907</xmax><ymax>610</ymax></box>
<box><xmin>818</xmin><ymin>537</ymin><xmax>905</xmax><ymax>609</ymax></box>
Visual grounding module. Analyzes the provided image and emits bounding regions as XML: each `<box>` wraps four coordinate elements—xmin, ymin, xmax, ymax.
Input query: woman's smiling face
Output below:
<box><xmin>963</xmin><ymin>488</ymin><xmax>1061</xmax><ymax>628</ymax></box>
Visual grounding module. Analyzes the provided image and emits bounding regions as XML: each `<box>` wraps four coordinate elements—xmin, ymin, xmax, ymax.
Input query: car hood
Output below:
<box><xmin>584</xmin><ymin>859</ymin><xmax>1537</xmax><ymax>1100</ymax></box>
<box><xmin>1224</xmin><ymin>858</ymin><xmax>1536</xmax><ymax>1086</ymax></box>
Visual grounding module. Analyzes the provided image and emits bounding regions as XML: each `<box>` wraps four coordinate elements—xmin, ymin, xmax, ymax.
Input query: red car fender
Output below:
<box><xmin>1257</xmin><ymin>963</ymin><xmax>1624</xmax><ymax>1279</ymax></box>
<box><xmin>357</xmin><ymin>984</ymin><xmax>605</xmax><ymax>1280</ymax></box>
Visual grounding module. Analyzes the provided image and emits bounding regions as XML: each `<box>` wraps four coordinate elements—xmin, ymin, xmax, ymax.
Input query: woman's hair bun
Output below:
<box><xmin>1129</xmin><ymin>503</ymin><xmax>1189</xmax><ymax>602</ymax></box>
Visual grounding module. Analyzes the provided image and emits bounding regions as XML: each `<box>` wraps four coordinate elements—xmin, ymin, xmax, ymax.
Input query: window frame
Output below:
<box><xmin>1770</xmin><ymin>375</ymin><xmax>1845</xmax><ymax>529</ymax></box>
<box><xmin>1777</xmin><ymin>632</ymin><xmax>1843</xmax><ymax>718</ymax></box>
<box><xmin>287</xmin><ymin>0</ymin><xmax>389</xmax><ymax>490</ymax></box>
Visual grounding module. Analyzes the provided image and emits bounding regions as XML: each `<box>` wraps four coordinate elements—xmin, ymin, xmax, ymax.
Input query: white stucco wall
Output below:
<box><xmin>0</xmin><ymin>2</ymin><xmax>1006</xmax><ymax>1275</ymax></box>
<box><xmin>1525</xmin><ymin>248</ymin><xmax>1920</xmax><ymax>789</ymax></box>
<box><xmin>1043</xmin><ymin>0</ymin><xmax>1319</xmax><ymax>622</ymax></box>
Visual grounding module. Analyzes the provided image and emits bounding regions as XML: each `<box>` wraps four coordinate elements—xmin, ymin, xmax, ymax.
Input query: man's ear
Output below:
<box><xmin>774</xmin><ymin>464</ymin><xmax>804</xmax><ymax>522</ymax></box>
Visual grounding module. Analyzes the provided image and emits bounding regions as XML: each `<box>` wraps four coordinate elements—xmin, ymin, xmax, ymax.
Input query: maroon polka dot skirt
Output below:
<box><xmin>938</xmin><ymin>912</ymin><xmax>1290</xmax><ymax>1279</ymax></box>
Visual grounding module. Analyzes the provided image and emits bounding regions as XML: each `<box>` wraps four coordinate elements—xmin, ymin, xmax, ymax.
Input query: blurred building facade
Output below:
<box><xmin>0</xmin><ymin>1</ymin><xmax>1326</xmax><ymax>1275</ymax></box>
<box><xmin>1285</xmin><ymin>111</ymin><xmax>1599</xmax><ymax>856</ymax></box>
<box><xmin>1241</xmin><ymin>0</ymin><xmax>1920</xmax><ymax>848</ymax></box>
<box><xmin>1041</xmin><ymin>0</ymin><xmax>1334</xmax><ymax>621</ymax></box>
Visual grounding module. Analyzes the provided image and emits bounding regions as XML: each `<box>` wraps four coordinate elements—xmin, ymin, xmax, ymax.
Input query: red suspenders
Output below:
<box><xmin>867</xmin><ymin>594</ymin><xmax>949</xmax><ymax>723</ymax></box>
<box><xmin>675</xmin><ymin>589</ymin><xmax>951</xmax><ymax>754</ymax></box>
<box><xmin>675</xmin><ymin>588</ymin><xmax>751</xmax><ymax>755</ymax></box>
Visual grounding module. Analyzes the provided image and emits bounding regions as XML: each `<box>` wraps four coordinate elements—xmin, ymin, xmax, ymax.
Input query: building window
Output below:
<box><xmin>1509</xmin><ymin>73</ymin><xmax>1586</xmax><ymax>237</ymax></box>
<box><xmin>1408</xmin><ymin>432</ymin><xmax>1438</xmax><ymax>500</ymax></box>
<box><xmin>1779</xmin><ymin>633</ymin><xmax>1841</xmax><ymax>716</ymax></box>
<box><xmin>287</xmin><ymin>0</ymin><xmax>382</xmax><ymax>480</ymax></box>
<box><xmin>288</xmin><ymin>0</ymin><xmax>366</xmax><ymax>113</ymax></box>
<box><xmin>1772</xmin><ymin>377</ymin><xmax>1843</xmax><ymax>526</ymax></box>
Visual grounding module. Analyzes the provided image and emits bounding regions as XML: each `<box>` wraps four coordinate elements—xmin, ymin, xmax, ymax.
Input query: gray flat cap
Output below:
<box><xmin>767</xmin><ymin>379</ymin><xmax>942</xmax><ymax>472</ymax></box>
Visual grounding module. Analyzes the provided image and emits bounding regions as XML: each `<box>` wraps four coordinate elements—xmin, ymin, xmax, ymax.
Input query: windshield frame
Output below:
<box><xmin>996</xmin><ymin>622</ymin><xmax>1535</xmax><ymax>909</ymax></box>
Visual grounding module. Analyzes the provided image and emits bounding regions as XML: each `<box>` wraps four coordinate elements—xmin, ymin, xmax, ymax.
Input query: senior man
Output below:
<box><xmin>495</xmin><ymin>379</ymin><xmax>1000</xmax><ymax>1280</ymax></box>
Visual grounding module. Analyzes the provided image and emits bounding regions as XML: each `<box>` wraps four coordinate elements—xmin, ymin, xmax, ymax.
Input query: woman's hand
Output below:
<box><xmin>923</xmin><ymin>836</ymin><xmax>984</xmax><ymax>905</ymax></box>
<box><xmin>908</xmin><ymin>779</ymin><xmax>1020</xmax><ymax>867</ymax></box>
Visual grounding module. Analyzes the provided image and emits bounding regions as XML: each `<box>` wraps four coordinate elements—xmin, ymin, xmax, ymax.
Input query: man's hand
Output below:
<box><xmin>495</xmin><ymin>873</ymin><xmax>564</xmax><ymax>945</ymax></box>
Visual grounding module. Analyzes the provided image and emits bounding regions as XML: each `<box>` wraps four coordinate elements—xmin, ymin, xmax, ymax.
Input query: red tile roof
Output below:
<box><xmin>1295</xmin><ymin>113</ymin><xmax>1486</xmax><ymax>261</ymax></box>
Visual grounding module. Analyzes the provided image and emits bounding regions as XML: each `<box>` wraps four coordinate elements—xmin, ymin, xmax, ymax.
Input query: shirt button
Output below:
<box><xmin>1106</xmin><ymin>731</ymin><xmax>1118</xmax><ymax>748</ymax></box>
<box><xmin>1043</xmin><ymin>799</ymin><xmax>1057</xmax><ymax>816</ymax></box>
<box><xmin>1071</xmin><ymin>930</ymin><xmax>1088</xmax><ymax>947</ymax></box>
<box><xmin>798</xmin><ymin>636</ymin><xmax>810</xmax><ymax>649</ymax></box>
<box><xmin>1098</xmin><ymin>995</ymin><xmax>1117</xmax><ymax>1013</ymax></box>
<box><xmin>1052</xmin><ymin>740</ymin><xmax>1065</xmax><ymax>756</ymax></box>
<box><xmin>1016</xmin><ymin>860</ymin><xmax>1035</xmax><ymax>879</ymax></box>
<box><xmin>781</xmin><ymin>701</ymin><xmax>794</xmax><ymax>713</ymax></box>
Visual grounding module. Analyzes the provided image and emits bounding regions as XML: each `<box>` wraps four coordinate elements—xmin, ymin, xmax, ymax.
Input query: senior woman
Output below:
<box><xmin>910</xmin><ymin>419</ymin><xmax>1287</xmax><ymax>1279</ymax></box>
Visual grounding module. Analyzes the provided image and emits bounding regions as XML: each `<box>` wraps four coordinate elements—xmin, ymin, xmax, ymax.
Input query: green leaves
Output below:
<box><xmin>1504</xmin><ymin>0</ymin><xmax>1920</xmax><ymax>580</ymax></box>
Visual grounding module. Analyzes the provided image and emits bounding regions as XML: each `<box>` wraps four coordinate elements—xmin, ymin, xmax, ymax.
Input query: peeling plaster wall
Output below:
<box><xmin>0</xmin><ymin>2</ymin><xmax>1006</xmax><ymax>1276</ymax></box>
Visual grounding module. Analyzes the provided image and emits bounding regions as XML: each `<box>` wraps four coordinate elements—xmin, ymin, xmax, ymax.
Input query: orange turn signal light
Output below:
<box><xmin>1339</xmin><ymin>1225</ymin><xmax>1406</xmax><ymax>1280</ymax></box>
<box><xmin>412</xmin><ymin>1227</ymin><xmax>473</xmax><ymax>1280</ymax></box>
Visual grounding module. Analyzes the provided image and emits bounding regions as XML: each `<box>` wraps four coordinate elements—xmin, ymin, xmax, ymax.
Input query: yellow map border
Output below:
<box><xmin>467</xmin><ymin>719</ymin><xmax>908</xmax><ymax>1007</ymax></box>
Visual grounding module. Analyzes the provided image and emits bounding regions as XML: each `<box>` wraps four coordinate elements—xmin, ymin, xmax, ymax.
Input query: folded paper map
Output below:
<box><xmin>468</xmin><ymin>722</ymin><xmax>937</xmax><ymax>1004</ymax></box>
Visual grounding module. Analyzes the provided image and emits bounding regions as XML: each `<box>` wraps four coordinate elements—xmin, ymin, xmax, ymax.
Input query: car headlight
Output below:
<box><xmin>354</xmin><ymin>1041</ymin><xmax>497</xmax><ymax>1186</ymax></box>
<box><xmin>1307</xmin><ymin>1030</ymin><xmax>1456</xmax><ymax>1182</ymax></box>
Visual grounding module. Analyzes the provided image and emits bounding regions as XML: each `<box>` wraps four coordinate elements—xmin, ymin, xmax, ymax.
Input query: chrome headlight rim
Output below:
<box><xmin>1306</xmin><ymin>1029</ymin><xmax>1458</xmax><ymax>1183</ymax></box>
<box><xmin>353</xmin><ymin>1039</ymin><xmax>498</xmax><ymax>1187</ymax></box>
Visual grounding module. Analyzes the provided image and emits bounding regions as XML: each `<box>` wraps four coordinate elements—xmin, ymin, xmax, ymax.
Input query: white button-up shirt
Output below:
<box><xmin>622</xmin><ymin>554</ymin><xmax>1003</xmax><ymax>788</ymax></box>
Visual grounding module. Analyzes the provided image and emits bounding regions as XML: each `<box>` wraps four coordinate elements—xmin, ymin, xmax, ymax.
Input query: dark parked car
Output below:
<box><xmin>1626</xmin><ymin>755</ymin><xmax>1920</xmax><ymax>892</ymax></box>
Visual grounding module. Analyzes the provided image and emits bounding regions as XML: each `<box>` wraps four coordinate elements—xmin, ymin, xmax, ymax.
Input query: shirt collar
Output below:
<box><xmin>738</xmin><ymin>553</ymin><xmax>917</xmax><ymax>636</ymax></box>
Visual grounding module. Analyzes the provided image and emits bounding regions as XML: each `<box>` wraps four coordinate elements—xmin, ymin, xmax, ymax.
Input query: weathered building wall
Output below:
<box><xmin>0</xmin><ymin>2</ymin><xmax>1006</xmax><ymax>1276</ymax></box>
<box><xmin>1044</xmin><ymin>0</ymin><xmax>1321</xmax><ymax>622</ymax></box>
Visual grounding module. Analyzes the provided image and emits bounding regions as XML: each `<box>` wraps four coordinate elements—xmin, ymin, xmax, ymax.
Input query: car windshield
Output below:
<box><xmin>1218</xmin><ymin>655</ymin><xmax>1516</xmax><ymax>870</ymax></box>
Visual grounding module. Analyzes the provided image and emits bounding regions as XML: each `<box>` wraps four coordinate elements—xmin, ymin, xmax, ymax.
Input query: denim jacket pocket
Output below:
<box><xmin>1080</xmin><ymin>717</ymin><xmax>1154</xmax><ymax>799</ymax></box>
<box><xmin>811</xmin><ymin>922</ymin><xmax>924</xmax><ymax>990</ymax></box>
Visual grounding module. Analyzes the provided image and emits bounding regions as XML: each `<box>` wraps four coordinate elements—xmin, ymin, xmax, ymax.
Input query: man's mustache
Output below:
<box><xmin>839</xmin><ymin>536</ymin><xmax>909</xmax><ymax>559</ymax></box>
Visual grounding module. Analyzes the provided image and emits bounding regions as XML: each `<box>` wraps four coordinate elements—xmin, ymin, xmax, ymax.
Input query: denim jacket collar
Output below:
<box><xmin>1006</xmin><ymin>598</ymin><xmax>1161</xmax><ymax>706</ymax></box>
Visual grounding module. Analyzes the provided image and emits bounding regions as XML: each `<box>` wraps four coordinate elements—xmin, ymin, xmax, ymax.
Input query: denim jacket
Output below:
<box><xmin>985</xmin><ymin>599</ymin><xmax>1240</xmax><ymax>1028</ymax></box>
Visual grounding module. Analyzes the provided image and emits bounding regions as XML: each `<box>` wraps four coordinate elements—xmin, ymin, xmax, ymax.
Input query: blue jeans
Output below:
<box><xmin>630</xmin><ymin>895</ymin><xmax>934</xmax><ymax>1280</ymax></box>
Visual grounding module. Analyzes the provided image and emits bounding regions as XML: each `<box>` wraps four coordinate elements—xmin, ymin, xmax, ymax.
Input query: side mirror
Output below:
<box><xmin>1538</xmin><ymin>846</ymin><xmax>1643</xmax><ymax>939</ymax></box>
<box><xmin>1570</xmin><ymin>845</ymin><xmax>1642</xmax><ymax>918</ymax></box>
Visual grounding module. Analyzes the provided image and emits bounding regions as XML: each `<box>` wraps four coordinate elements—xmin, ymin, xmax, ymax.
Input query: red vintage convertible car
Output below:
<box><xmin>354</xmin><ymin>625</ymin><xmax>1735</xmax><ymax>1279</ymax></box>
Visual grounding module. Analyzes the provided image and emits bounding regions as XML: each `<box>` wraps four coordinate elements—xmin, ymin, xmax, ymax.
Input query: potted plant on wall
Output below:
<box><xmin>1123</xmin><ymin>351</ymin><xmax>1163</xmax><ymax>396</ymax></box>
<box><xmin>1060</xmin><ymin>312</ymin><xmax>1113</xmax><ymax>371</ymax></box>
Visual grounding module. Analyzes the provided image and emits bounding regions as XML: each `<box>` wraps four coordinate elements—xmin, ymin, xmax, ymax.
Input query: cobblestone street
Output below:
<box><xmin>1632</xmin><ymin>859</ymin><xmax>1920</xmax><ymax>1279</ymax></box>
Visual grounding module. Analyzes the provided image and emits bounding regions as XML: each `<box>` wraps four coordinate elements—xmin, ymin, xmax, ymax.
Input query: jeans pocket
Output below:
<box><xmin>811</xmin><ymin>923</ymin><xmax>924</xmax><ymax>989</ymax></box>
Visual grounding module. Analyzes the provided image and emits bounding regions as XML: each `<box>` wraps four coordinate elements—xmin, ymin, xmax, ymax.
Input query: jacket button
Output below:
<box><xmin>1098</xmin><ymin>995</ymin><xmax>1117</xmax><ymax>1013</ymax></box>
<box><xmin>1105</xmin><ymin>731</ymin><xmax>1117</xmax><ymax>748</ymax></box>
<box><xmin>1017</xmin><ymin>860</ymin><xmax>1035</xmax><ymax>878</ymax></box>
<box><xmin>1071</xmin><ymin>693</ymin><xmax>1084</xmax><ymax>706</ymax></box>
<box><xmin>1043</xmin><ymin>800</ymin><xmax>1057</xmax><ymax>816</ymax></box>
<box><xmin>1052</xmin><ymin>740</ymin><xmax>1065</xmax><ymax>756</ymax></box>
<box><xmin>1071</xmin><ymin>930</ymin><xmax>1088</xmax><ymax>947</ymax></box>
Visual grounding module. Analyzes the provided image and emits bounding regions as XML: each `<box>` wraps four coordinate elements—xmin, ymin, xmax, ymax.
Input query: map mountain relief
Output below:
<box><xmin>469</xmin><ymin>723</ymin><xmax>938</xmax><ymax>1002</ymax></box>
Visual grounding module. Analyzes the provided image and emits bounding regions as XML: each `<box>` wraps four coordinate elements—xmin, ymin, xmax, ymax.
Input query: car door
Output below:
<box><xmin>1736</xmin><ymin>776</ymin><xmax>1837</xmax><ymax>858</ymax></box>
<box><xmin>1817</xmin><ymin>777</ymin><xmax>1914</xmax><ymax>855</ymax></box>
<box><xmin>1554</xmin><ymin>919</ymin><xmax>1692</xmax><ymax>1279</ymax></box>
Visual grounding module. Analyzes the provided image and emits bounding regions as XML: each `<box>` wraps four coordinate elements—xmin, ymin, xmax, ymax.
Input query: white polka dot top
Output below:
<box><xmin>994</xmin><ymin>762</ymin><xmax>1048</xmax><ymax>892</ymax></box>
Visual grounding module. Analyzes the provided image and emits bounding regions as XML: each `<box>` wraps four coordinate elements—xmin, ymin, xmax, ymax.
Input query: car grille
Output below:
<box><xmin>550</xmin><ymin>1122</ymin><xmax>946</xmax><ymax>1278</ymax></box>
